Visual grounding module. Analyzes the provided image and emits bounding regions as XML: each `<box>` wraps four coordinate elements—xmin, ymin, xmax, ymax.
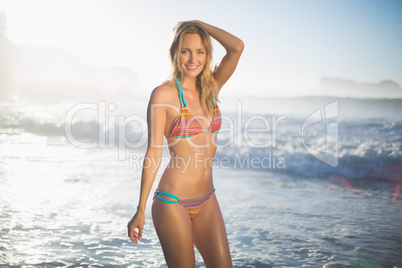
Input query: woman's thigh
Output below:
<box><xmin>192</xmin><ymin>194</ymin><xmax>232</xmax><ymax>268</ymax></box>
<box><xmin>152</xmin><ymin>198</ymin><xmax>195</xmax><ymax>268</ymax></box>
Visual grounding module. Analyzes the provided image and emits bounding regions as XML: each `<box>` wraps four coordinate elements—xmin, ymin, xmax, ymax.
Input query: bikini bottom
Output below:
<box><xmin>154</xmin><ymin>186</ymin><xmax>215</xmax><ymax>218</ymax></box>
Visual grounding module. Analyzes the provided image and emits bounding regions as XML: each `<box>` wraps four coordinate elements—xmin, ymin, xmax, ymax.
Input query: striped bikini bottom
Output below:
<box><xmin>154</xmin><ymin>186</ymin><xmax>216</xmax><ymax>218</ymax></box>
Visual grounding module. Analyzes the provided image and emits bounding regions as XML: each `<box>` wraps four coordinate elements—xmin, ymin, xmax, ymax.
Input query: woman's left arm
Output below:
<box><xmin>196</xmin><ymin>20</ymin><xmax>244</xmax><ymax>91</ymax></box>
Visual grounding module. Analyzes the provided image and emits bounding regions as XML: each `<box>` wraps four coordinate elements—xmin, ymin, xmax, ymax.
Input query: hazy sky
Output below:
<box><xmin>1</xmin><ymin>0</ymin><xmax>401</xmax><ymax>97</ymax></box>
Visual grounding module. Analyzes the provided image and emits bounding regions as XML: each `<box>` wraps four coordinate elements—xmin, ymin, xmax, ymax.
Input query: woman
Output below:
<box><xmin>127</xmin><ymin>20</ymin><xmax>244</xmax><ymax>267</ymax></box>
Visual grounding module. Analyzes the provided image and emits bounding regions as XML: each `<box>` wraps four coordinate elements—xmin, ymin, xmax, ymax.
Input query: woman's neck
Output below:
<box><xmin>180</xmin><ymin>76</ymin><xmax>197</xmax><ymax>91</ymax></box>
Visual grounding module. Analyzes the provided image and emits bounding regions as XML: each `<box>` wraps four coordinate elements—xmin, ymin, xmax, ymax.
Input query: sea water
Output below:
<box><xmin>0</xmin><ymin>96</ymin><xmax>401</xmax><ymax>267</ymax></box>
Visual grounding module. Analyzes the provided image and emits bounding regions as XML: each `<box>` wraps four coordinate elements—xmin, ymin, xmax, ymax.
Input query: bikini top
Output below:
<box><xmin>167</xmin><ymin>78</ymin><xmax>221</xmax><ymax>138</ymax></box>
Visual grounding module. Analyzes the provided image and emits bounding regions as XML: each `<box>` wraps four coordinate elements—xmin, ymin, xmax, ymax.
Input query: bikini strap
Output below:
<box><xmin>156</xmin><ymin>190</ymin><xmax>180</xmax><ymax>204</ymax></box>
<box><xmin>176</xmin><ymin>77</ymin><xmax>217</xmax><ymax>107</ymax></box>
<box><xmin>175</xmin><ymin>77</ymin><xmax>187</xmax><ymax>107</ymax></box>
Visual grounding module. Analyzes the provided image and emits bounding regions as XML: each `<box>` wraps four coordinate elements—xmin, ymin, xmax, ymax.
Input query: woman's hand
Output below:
<box><xmin>127</xmin><ymin>210</ymin><xmax>145</xmax><ymax>244</ymax></box>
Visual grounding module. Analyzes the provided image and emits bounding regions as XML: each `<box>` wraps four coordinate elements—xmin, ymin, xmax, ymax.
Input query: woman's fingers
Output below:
<box><xmin>128</xmin><ymin>225</ymin><xmax>143</xmax><ymax>244</ymax></box>
<box><xmin>128</xmin><ymin>223</ymin><xmax>138</xmax><ymax>243</ymax></box>
<box><xmin>130</xmin><ymin>230</ymin><xmax>138</xmax><ymax>243</ymax></box>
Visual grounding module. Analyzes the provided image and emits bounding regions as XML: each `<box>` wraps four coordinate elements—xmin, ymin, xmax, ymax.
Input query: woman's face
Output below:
<box><xmin>179</xmin><ymin>33</ymin><xmax>206</xmax><ymax>79</ymax></box>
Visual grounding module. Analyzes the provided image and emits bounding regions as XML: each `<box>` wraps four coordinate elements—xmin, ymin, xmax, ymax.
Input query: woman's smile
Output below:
<box><xmin>185</xmin><ymin>65</ymin><xmax>199</xmax><ymax>71</ymax></box>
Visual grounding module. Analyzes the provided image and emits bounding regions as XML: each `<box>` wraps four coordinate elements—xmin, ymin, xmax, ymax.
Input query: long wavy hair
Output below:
<box><xmin>169</xmin><ymin>21</ymin><xmax>217</xmax><ymax>117</ymax></box>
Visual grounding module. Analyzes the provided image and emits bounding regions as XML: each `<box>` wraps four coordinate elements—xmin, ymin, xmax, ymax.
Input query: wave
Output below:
<box><xmin>1</xmin><ymin>99</ymin><xmax>401</xmax><ymax>181</ymax></box>
<box><xmin>215</xmin><ymin>118</ymin><xmax>402</xmax><ymax>180</ymax></box>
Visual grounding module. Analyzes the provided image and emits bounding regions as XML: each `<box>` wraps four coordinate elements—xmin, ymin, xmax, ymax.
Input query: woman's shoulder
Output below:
<box><xmin>149</xmin><ymin>82</ymin><xmax>177</xmax><ymax>104</ymax></box>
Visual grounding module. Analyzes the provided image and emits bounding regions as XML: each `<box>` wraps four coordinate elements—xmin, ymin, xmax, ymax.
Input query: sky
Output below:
<box><xmin>1</xmin><ymin>0</ymin><xmax>401</xmax><ymax>97</ymax></box>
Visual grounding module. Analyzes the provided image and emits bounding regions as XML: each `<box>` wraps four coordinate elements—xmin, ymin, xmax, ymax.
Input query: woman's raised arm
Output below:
<box><xmin>196</xmin><ymin>20</ymin><xmax>244</xmax><ymax>91</ymax></box>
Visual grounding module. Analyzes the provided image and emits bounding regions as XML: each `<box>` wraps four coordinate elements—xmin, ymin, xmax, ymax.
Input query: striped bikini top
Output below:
<box><xmin>167</xmin><ymin>78</ymin><xmax>221</xmax><ymax>138</ymax></box>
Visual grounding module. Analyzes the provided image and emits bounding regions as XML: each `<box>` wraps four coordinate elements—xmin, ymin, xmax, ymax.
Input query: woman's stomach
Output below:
<box><xmin>158</xmin><ymin>138</ymin><xmax>217</xmax><ymax>198</ymax></box>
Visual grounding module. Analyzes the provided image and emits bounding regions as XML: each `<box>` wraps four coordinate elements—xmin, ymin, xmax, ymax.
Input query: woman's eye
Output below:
<box><xmin>181</xmin><ymin>50</ymin><xmax>188</xmax><ymax>54</ymax></box>
<box><xmin>198</xmin><ymin>51</ymin><xmax>204</xmax><ymax>54</ymax></box>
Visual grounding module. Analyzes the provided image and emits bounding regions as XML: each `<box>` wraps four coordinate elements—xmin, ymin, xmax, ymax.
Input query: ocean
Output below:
<box><xmin>1</xmin><ymin>96</ymin><xmax>401</xmax><ymax>267</ymax></box>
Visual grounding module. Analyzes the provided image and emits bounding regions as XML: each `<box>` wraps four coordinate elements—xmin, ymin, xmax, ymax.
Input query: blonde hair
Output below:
<box><xmin>169</xmin><ymin>21</ymin><xmax>217</xmax><ymax>117</ymax></box>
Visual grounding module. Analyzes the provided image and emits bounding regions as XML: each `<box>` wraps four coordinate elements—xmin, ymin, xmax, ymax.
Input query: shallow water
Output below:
<box><xmin>220</xmin><ymin>171</ymin><xmax>402</xmax><ymax>267</ymax></box>
<box><xmin>1</xmin><ymin>144</ymin><xmax>401</xmax><ymax>267</ymax></box>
